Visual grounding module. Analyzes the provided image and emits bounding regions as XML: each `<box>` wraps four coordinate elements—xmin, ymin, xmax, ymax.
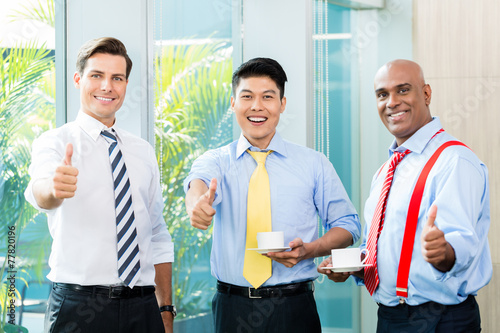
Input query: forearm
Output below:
<box><xmin>304</xmin><ymin>227</ymin><xmax>353</xmax><ymax>259</ymax></box>
<box><xmin>32</xmin><ymin>178</ymin><xmax>63</xmax><ymax>210</ymax></box>
<box><xmin>154</xmin><ymin>262</ymin><xmax>173</xmax><ymax>306</ymax></box>
<box><xmin>155</xmin><ymin>262</ymin><xmax>174</xmax><ymax>330</ymax></box>
<box><xmin>185</xmin><ymin>179</ymin><xmax>209</xmax><ymax>214</ymax></box>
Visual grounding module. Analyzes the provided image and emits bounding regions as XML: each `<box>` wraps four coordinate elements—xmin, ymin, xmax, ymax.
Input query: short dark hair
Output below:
<box><xmin>232</xmin><ymin>57</ymin><xmax>287</xmax><ymax>99</ymax></box>
<box><xmin>76</xmin><ymin>37</ymin><xmax>133</xmax><ymax>79</ymax></box>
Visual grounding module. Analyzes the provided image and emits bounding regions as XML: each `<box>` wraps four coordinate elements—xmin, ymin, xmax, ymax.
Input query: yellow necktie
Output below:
<box><xmin>243</xmin><ymin>150</ymin><xmax>273</xmax><ymax>289</ymax></box>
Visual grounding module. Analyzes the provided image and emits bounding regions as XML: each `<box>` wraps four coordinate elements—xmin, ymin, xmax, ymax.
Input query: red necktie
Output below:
<box><xmin>364</xmin><ymin>149</ymin><xmax>411</xmax><ymax>295</ymax></box>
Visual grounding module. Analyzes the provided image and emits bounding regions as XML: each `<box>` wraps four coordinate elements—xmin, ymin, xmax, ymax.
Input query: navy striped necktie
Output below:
<box><xmin>101</xmin><ymin>129</ymin><xmax>141</xmax><ymax>287</ymax></box>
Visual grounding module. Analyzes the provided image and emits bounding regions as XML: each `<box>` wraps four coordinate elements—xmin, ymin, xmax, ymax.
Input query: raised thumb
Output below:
<box><xmin>64</xmin><ymin>143</ymin><xmax>73</xmax><ymax>166</ymax></box>
<box><xmin>206</xmin><ymin>178</ymin><xmax>217</xmax><ymax>205</ymax></box>
<box><xmin>426</xmin><ymin>204</ymin><xmax>438</xmax><ymax>228</ymax></box>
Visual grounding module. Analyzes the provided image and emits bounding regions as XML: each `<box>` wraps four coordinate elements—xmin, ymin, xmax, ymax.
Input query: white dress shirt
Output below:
<box><xmin>25</xmin><ymin>111</ymin><xmax>174</xmax><ymax>286</ymax></box>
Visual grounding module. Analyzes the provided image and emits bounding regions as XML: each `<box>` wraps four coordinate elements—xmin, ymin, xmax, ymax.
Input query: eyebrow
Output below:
<box><xmin>88</xmin><ymin>70</ymin><xmax>126</xmax><ymax>78</ymax></box>
<box><xmin>375</xmin><ymin>83</ymin><xmax>412</xmax><ymax>94</ymax></box>
<box><xmin>239</xmin><ymin>89</ymin><xmax>277</xmax><ymax>95</ymax></box>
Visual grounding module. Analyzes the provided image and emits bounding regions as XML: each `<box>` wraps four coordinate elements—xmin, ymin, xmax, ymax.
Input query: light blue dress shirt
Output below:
<box><xmin>356</xmin><ymin>117</ymin><xmax>492</xmax><ymax>306</ymax></box>
<box><xmin>184</xmin><ymin>132</ymin><xmax>360</xmax><ymax>287</ymax></box>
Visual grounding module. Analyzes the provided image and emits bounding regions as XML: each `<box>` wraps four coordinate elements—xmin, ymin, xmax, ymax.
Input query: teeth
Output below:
<box><xmin>95</xmin><ymin>96</ymin><xmax>113</xmax><ymax>102</ymax></box>
<box><xmin>249</xmin><ymin>117</ymin><xmax>266</xmax><ymax>122</ymax></box>
<box><xmin>390</xmin><ymin>111</ymin><xmax>406</xmax><ymax>117</ymax></box>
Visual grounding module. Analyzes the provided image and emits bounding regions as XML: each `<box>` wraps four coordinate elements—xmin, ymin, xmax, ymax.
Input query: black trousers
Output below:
<box><xmin>44</xmin><ymin>283</ymin><xmax>165</xmax><ymax>333</ymax></box>
<box><xmin>212</xmin><ymin>289</ymin><xmax>321</xmax><ymax>333</ymax></box>
<box><xmin>377</xmin><ymin>295</ymin><xmax>481</xmax><ymax>333</ymax></box>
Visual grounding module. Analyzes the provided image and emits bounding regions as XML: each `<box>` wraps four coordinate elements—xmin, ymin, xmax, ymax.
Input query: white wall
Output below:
<box><xmin>241</xmin><ymin>0</ymin><xmax>314</xmax><ymax>148</ymax></box>
<box><xmin>62</xmin><ymin>0</ymin><xmax>152</xmax><ymax>140</ymax></box>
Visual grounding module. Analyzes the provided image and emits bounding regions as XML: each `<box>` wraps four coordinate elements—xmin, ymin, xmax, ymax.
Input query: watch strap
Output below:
<box><xmin>159</xmin><ymin>305</ymin><xmax>175</xmax><ymax>314</ymax></box>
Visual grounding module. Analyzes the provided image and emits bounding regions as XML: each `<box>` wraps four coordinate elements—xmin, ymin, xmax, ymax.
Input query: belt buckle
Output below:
<box><xmin>108</xmin><ymin>286</ymin><xmax>122</xmax><ymax>299</ymax></box>
<box><xmin>248</xmin><ymin>287</ymin><xmax>262</xmax><ymax>299</ymax></box>
<box><xmin>399</xmin><ymin>297</ymin><xmax>406</xmax><ymax>304</ymax></box>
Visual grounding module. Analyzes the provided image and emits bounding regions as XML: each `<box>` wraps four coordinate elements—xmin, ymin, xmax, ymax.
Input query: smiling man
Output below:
<box><xmin>184</xmin><ymin>57</ymin><xmax>360</xmax><ymax>332</ymax></box>
<box><xmin>25</xmin><ymin>37</ymin><xmax>175</xmax><ymax>333</ymax></box>
<box><xmin>319</xmin><ymin>59</ymin><xmax>491</xmax><ymax>333</ymax></box>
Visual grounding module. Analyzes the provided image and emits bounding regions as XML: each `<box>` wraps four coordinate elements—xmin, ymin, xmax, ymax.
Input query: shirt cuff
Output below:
<box><xmin>326</xmin><ymin>214</ymin><xmax>361</xmax><ymax>244</ymax></box>
<box><xmin>24</xmin><ymin>180</ymin><xmax>53</xmax><ymax>214</ymax></box>
<box><xmin>152</xmin><ymin>241</ymin><xmax>175</xmax><ymax>264</ymax></box>
<box><xmin>352</xmin><ymin>275</ymin><xmax>365</xmax><ymax>286</ymax></box>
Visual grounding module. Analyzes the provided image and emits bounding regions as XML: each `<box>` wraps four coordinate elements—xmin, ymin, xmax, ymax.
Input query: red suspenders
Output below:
<box><xmin>395</xmin><ymin>140</ymin><xmax>468</xmax><ymax>299</ymax></box>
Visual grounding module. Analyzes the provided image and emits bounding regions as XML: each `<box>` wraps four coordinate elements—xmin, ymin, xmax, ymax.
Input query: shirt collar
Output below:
<box><xmin>236</xmin><ymin>132</ymin><xmax>288</xmax><ymax>158</ymax></box>
<box><xmin>389</xmin><ymin>116</ymin><xmax>443</xmax><ymax>155</ymax></box>
<box><xmin>76</xmin><ymin>111</ymin><xmax>119</xmax><ymax>142</ymax></box>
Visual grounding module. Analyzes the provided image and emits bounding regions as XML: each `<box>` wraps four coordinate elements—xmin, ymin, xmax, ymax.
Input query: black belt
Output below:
<box><xmin>378</xmin><ymin>295</ymin><xmax>476</xmax><ymax>311</ymax></box>
<box><xmin>217</xmin><ymin>280</ymin><xmax>314</xmax><ymax>299</ymax></box>
<box><xmin>54</xmin><ymin>283</ymin><xmax>155</xmax><ymax>299</ymax></box>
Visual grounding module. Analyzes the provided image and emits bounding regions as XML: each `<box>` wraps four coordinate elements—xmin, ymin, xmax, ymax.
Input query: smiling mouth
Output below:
<box><xmin>95</xmin><ymin>96</ymin><xmax>114</xmax><ymax>102</ymax></box>
<box><xmin>389</xmin><ymin>110</ymin><xmax>408</xmax><ymax>120</ymax></box>
<box><xmin>248</xmin><ymin>116</ymin><xmax>267</xmax><ymax>123</ymax></box>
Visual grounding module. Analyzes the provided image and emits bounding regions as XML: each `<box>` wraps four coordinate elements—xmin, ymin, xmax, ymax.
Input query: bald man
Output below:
<box><xmin>318</xmin><ymin>60</ymin><xmax>491</xmax><ymax>332</ymax></box>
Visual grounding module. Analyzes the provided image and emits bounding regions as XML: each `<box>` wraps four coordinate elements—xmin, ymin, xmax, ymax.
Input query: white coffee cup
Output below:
<box><xmin>330</xmin><ymin>248</ymin><xmax>369</xmax><ymax>268</ymax></box>
<box><xmin>257</xmin><ymin>231</ymin><xmax>284</xmax><ymax>249</ymax></box>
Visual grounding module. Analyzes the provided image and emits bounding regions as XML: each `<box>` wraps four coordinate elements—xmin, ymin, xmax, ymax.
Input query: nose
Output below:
<box><xmin>386</xmin><ymin>93</ymin><xmax>400</xmax><ymax>109</ymax></box>
<box><xmin>251</xmin><ymin>98</ymin><xmax>263</xmax><ymax>111</ymax></box>
<box><xmin>100</xmin><ymin>77</ymin><xmax>113</xmax><ymax>92</ymax></box>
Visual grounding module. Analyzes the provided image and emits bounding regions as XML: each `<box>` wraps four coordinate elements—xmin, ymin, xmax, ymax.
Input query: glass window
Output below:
<box><xmin>0</xmin><ymin>0</ymin><xmax>56</xmax><ymax>331</ymax></box>
<box><xmin>153</xmin><ymin>0</ymin><xmax>237</xmax><ymax>328</ymax></box>
<box><xmin>313</xmin><ymin>1</ymin><xmax>361</xmax><ymax>332</ymax></box>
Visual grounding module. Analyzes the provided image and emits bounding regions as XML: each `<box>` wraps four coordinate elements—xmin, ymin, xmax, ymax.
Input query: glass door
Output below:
<box><xmin>313</xmin><ymin>2</ymin><xmax>361</xmax><ymax>332</ymax></box>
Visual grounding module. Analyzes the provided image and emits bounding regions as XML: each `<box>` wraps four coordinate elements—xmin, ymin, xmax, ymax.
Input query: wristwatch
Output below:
<box><xmin>159</xmin><ymin>305</ymin><xmax>177</xmax><ymax>318</ymax></box>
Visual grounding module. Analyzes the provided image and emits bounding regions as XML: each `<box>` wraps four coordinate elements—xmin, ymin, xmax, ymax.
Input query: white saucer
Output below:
<box><xmin>247</xmin><ymin>247</ymin><xmax>290</xmax><ymax>254</ymax></box>
<box><xmin>320</xmin><ymin>264</ymin><xmax>371</xmax><ymax>273</ymax></box>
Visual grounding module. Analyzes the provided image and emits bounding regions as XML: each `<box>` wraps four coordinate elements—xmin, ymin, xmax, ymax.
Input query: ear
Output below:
<box><xmin>230</xmin><ymin>96</ymin><xmax>235</xmax><ymax>111</ymax></box>
<box><xmin>280</xmin><ymin>96</ymin><xmax>287</xmax><ymax>113</ymax></box>
<box><xmin>73</xmin><ymin>71</ymin><xmax>81</xmax><ymax>88</ymax></box>
<box><xmin>423</xmin><ymin>84</ymin><xmax>432</xmax><ymax>106</ymax></box>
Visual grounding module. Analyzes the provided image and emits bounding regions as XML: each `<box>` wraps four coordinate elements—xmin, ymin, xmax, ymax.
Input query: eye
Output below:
<box><xmin>91</xmin><ymin>74</ymin><xmax>101</xmax><ymax>79</ymax></box>
<box><xmin>263</xmin><ymin>95</ymin><xmax>274</xmax><ymax>99</ymax></box>
<box><xmin>113</xmin><ymin>77</ymin><xmax>124</xmax><ymax>81</ymax></box>
<box><xmin>377</xmin><ymin>92</ymin><xmax>387</xmax><ymax>99</ymax></box>
<box><xmin>240</xmin><ymin>95</ymin><xmax>252</xmax><ymax>99</ymax></box>
<box><xmin>399</xmin><ymin>88</ymin><xmax>409</xmax><ymax>94</ymax></box>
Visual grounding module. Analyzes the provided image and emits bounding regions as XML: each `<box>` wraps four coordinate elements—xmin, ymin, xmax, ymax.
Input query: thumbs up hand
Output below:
<box><xmin>188</xmin><ymin>178</ymin><xmax>217</xmax><ymax>230</ymax></box>
<box><xmin>421</xmin><ymin>205</ymin><xmax>456</xmax><ymax>272</ymax></box>
<box><xmin>52</xmin><ymin>143</ymin><xmax>79</xmax><ymax>199</ymax></box>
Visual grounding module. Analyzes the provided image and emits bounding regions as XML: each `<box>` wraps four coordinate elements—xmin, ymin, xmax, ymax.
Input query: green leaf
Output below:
<box><xmin>8</xmin><ymin>0</ymin><xmax>55</xmax><ymax>28</ymax></box>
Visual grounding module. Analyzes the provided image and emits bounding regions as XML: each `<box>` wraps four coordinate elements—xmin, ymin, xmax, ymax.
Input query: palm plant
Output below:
<box><xmin>0</xmin><ymin>3</ymin><xmax>56</xmax><ymax>332</ymax></box>
<box><xmin>154</xmin><ymin>40</ymin><xmax>233</xmax><ymax>319</ymax></box>
<box><xmin>0</xmin><ymin>40</ymin><xmax>54</xmax><ymax>331</ymax></box>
